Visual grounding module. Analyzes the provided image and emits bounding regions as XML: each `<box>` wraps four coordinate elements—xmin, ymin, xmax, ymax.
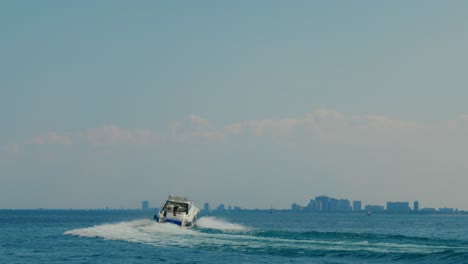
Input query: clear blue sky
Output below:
<box><xmin>1</xmin><ymin>1</ymin><xmax>467</xmax><ymax>209</ymax></box>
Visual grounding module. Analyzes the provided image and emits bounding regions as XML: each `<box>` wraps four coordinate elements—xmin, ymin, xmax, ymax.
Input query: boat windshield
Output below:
<box><xmin>163</xmin><ymin>201</ymin><xmax>189</xmax><ymax>214</ymax></box>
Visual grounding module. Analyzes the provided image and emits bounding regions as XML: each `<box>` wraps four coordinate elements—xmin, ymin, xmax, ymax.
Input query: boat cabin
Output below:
<box><xmin>162</xmin><ymin>200</ymin><xmax>189</xmax><ymax>216</ymax></box>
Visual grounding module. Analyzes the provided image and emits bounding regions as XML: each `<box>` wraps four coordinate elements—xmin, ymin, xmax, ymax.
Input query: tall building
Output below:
<box><xmin>353</xmin><ymin>201</ymin><xmax>362</xmax><ymax>212</ymax></box>
<box><xmin>387</xmin><ymin>202</ymin><xmax>410</xmax><ymax>213</ymax></box>
<box><xmin>329</xmin><ymin>198</ymin><xmax>351</xmax><ymax>212</ymax></box>
<box><xmin>315</xmin><ymin>196</ymin><xmax>330</xmax><ymax>212</ymax></box>
<box><xmin>413</xmin><ymin>201</ymin><xmax>419</xmax><ymax>211</ymax></box>
<box><xmin>141</xmin><ymin>200</ymin><xmax>149</xmax><ymax>210</ymax></box>
<box><xmin>365</xmin><ymin>205</ymin><xmax>385</xmax><ymax>213</ymax></box>
<box><xmin>203</xmin><ymin>202</ymin><xmax>210</xmax><ymax>212</ymax></box>
<box><xmin>420</xmin><ymin>208</ymin><xmax>436</xmax><ymax>213</ymax></box>
<box><xmin>216</xmin><ymin>203</ymin><xmax>225</xmax><ymax>211</ymax></box>
<box><xmin>439</xmin><ymin>208</ymin><xmax>454</xmax><ymax>214</ymax></box>
<box><xmin>304</xmin><ymin>199</ymin><xmax>315</xmax><ymax>212</ymax></box>
<box><xmin>291</xmin><ymin>203</ymin><xmax>302</xmax><ymax>211</ymax></box>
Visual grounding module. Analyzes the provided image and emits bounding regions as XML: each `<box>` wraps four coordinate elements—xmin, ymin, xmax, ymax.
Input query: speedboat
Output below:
<box><xmin>154</xmin><ymin>195</ymin><xmax>200</xmax><ymax>227</ymax></box>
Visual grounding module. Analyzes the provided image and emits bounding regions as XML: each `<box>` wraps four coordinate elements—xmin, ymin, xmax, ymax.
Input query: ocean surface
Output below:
<box><xmin>1</xmin><ymin>210</ymin><xmax>468</xmax><ymax>264</ymax></box>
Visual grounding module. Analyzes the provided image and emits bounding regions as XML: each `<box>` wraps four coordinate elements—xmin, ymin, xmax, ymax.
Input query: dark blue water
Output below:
<box><xmin>1</xmin><ymin>210</ymin><xmax>468</xmax><ymax>263</ymax></box>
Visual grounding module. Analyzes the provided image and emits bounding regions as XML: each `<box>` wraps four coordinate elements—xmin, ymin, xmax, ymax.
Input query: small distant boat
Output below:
<box><xmin>154</xmin><ymin>195</ymin><xmax>200</xmax><ymax>228</ymax></box>
<box><xmin>367</xmin><ymin>210</ymin><xmax>372</xmax><ymax>216</ymax></box>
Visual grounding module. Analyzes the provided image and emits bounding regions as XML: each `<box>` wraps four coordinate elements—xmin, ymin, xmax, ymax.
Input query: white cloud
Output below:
<box><xmin>18</xmin><ymin>125</ymin><xmax>159</xmax><ymax>150</ymax></box>
<box><xmin>162</xmin><ymin>111</ymin><xmax>422</xmax><ymax>145</ymax></box>
<box><xmin>246</xmin><ymin>118</ymin><xmax>304</xmax><ymax>137</ymax></box>
<box><xmin>314</xmin><ymin>109</ymin><xmax>345</xmax><ymax>122</ymax></box>
<box><xmin>208</xmin><ymin>109</ymin><xmax>417</xmax><ymax>145</ymax></box>
<box><xmin>219</xmin><ymin>113</ymin><xmax>318</xmax><ymax>139</ymax></box>
<box><xmin>458</xmin><ymin>115</ymin><xmax>468</xmax><ymax>122</ymax></box>
<box><xmin>6</xmin><ymin>111</ymin><xmax>468</xmax><ymax>210</ymax></box>
<box><xmin>189</xmin><ymin>114</ymin><xmax>211</xmax><ymax>127</ymax></box>
<box><xmin>77</xmin><ymin>125</ymin><xmax>132</xmax><ymax>146</ymax></box>
<box><xmin>224</xmin><ymin>123</ymin><xmax>243</xmax><ymax>135</ymax></box>
<box><xmin>76</xmin><ymin>125</ymin><xmax>157</xmax><ymax>146</ymax></box>
<box><xmin>17</xmin><ymin>111</ymin><xmax>413</xmax><ymax>149</ymax></box>
<box><xmin>447</xmin><ymin>115</ymin><xmax>468</xmax><ymax>127</ymax></box>
<box><xmin>133</xmin><ymin>128</ymin><xmax>154</xmax><ymax>145</ymax></box>
<box><xmin>29</xmin><ymin>132</ymin><xmax>73</xmax><ymax>145</ymax></box>
<box><xmin>169</xmin><ymin>116</ymin><xmax>224</xmax><ymax>142</ymax></box>
<box><xmin>12</xmin><ymin>110</ymin><xmax>468</xmax><ymax>149</ymax></box>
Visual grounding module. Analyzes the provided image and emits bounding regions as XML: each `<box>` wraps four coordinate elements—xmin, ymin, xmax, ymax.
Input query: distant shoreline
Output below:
<box><xmin>1</xmin><ymin>208</ymin><xmax>467</xmax><ymax>215</ymax></box>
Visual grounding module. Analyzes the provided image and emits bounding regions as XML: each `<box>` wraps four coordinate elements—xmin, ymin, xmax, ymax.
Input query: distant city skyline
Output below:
<box><xmin>1</xmin><ymin>1</ymin><xmax>468</xmax><ymax>210</ymax></box>
<box><xmin>137</xmin><ymin>195</ymin><xmax>460</xmax><ymax>213</ymax></box>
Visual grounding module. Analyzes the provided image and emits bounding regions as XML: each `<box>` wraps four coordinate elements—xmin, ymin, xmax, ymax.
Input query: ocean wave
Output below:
<box><xmin>196</xmin><ymin>216</ymin><xmax>248</xmax><ymax>231</ymax></box>
<box><xmin>64</xmin><ymin>218</ymin><xmax>468</xmax><ymax>259</ymax></box>
<box><xmin>253</xmin><ymin>229</ymin><xmax>468</xmax><ymax>247</ymax></box>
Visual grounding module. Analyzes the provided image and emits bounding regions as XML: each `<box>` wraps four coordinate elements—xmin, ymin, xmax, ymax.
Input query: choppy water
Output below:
<box><xmin>1</xmin><ymin>210</ymin><xmax>468</xmax><ymax>263</ymax></box>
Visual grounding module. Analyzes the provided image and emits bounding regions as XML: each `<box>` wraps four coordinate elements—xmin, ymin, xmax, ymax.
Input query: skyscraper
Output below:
<box><xmin>315</xmin><ymin>195</ymin><xmax>330</xmax><ymax>212</ymax></box>
<box><xmin>141</xmin><ymin>200</ymin><xmax>149</xmax><ymax>210</ymax></box>
<box><xmin>353</xmin><ymin>201</ymin><xmax>362</xmax><ymax>212</ymax></box>
<box><xmin>204</xmin><ymin>202</ymin><xmax>210</xmax><ymax>212</ymax></box>
<box><xmin>216</xmin><ymin>203</ymin><xmax>225</xmax><ymax>211</ymax></box>
<box><xmin>291</xmin><ymin>203</ymin><xmax>302</xmax><ymax>211</ymax></box>
<box><xmin>365</xmin><ymin>205</ymin><xmax>385</xmax><ymax>213</ymax></box>
<box><xmin>387</xmin><ymin>202</ymin><xmax>410</xmax><ymax>213</ymax></box>
<box><xmin>305</xmin><ymin>199</ymin><xmax>315</xmax><ymax>212</ymax></box>
<box><xmin>329</xmin><ymin>198</ymin><xmax>351</xmax><ymax>212</ymax></box>
<box><xmin>413</xmin><ymin>201</ymin><xmax>419</xmax><ymax>211</ymax></box>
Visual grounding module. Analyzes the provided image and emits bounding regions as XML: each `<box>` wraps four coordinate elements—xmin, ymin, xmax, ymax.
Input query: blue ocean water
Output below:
<box><xmin>1</xmin><ymin>210</ymin><xmax>468</xmax><ymax>263</ymax></box>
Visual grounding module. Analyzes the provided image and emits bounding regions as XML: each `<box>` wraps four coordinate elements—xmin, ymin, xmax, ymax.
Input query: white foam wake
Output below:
<box><xmin>64</xmin><ymin>219</ymin><xmax>197</xmax><ymax>246</ymax></box>
<box><xmin>196</xmin><ymin>217</ymin><xmax>247</xmax><ymax>231</ymax></box>
<box><xmin>63</xmin><ymin>217</ymin><xmax>247</xmax><ymax>249</ymax></box>
<box><xmin>64</xmin><ymin>218</ymin><xmax>461</xmax><ymax>255</ymax></box>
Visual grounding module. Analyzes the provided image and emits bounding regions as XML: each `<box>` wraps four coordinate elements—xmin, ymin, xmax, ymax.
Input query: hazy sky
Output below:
<box><xmin>1</xmin><ymin>1</ymin><xmax>468</xmax><ymax>210</ymax></box>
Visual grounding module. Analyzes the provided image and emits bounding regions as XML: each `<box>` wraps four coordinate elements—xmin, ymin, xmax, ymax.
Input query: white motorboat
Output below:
<box><xmin>154</xmin><ymin>195</ymin><xmax>200</xmax><ymax>227</ymax></box>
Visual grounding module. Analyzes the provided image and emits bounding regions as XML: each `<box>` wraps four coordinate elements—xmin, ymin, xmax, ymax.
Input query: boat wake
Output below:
<box><xmin>64</xmin><ymin>217</ymin><xmax>247</xmax><ymax>248</ymax></box>
<box><xmin>196</xmin><ymin>216</ymin><xmax>247</xmax><ymax>231</ymax></box>
<box><xmin>64</xmin><ymin>217</ymin><xmax>468</xmax><ymax>260</ymax></box>
<box><xmin>65</xmin><ymin>219</ymin><xmax>193</xmax><ymax>243</ymax></box>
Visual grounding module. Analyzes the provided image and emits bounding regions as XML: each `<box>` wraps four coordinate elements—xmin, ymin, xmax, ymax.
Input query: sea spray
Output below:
<box><xmin>62</xmin><ymin>217</ymin><xmax>466</xmax><ymax>256</ymax></box>
<box><xmin>65</xmin><ymin>219</ymin><xmax>196</xmax><ymax>244</ymax></box>
<box><xmin>196</xmin><ymin>217</ymin><xmax>247</xmax><ymax>231</ymax></box>
<box><xmin>63</xmin><ymin>217</ymin><xmax>248</xmax><ymax>249</ymax></box>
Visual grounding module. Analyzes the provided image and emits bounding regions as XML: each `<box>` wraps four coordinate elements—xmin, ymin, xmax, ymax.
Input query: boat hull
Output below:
<box><xmin>163</xmin><ymin>217</ymin><xmax>196</xmax><ymax>227</ymax></box>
